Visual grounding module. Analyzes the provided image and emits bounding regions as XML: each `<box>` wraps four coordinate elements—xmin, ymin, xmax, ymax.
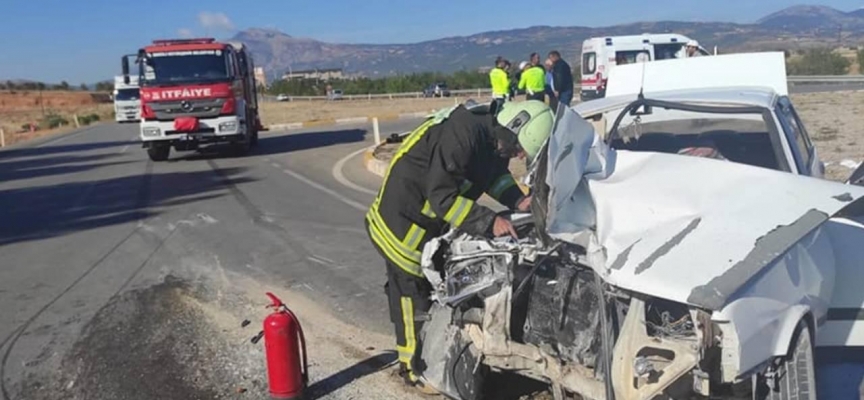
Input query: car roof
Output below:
<box><xmin>573</xmin><ymin>86</ymin><xmax>780</xmax><ymax>116</ymax></box>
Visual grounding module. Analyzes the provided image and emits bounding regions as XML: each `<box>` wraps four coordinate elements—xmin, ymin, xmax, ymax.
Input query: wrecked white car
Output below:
<box><xmin>414</xmin><ymin>82</ymin><xmax>864</xmax><ymax>399</ymax></box>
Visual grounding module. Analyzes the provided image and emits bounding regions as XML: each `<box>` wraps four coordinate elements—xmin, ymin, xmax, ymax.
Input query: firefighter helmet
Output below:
<box><xmin>495</xmin><ymin>100</ymin><xmax>554</xmax><ymax>162</ymax></box>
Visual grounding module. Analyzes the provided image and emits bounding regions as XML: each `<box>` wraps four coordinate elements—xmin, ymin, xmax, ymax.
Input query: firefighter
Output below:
<box><xmin>489</xmin><ymin>56</ymin><xmax>511</xmax><ymax>110</ymax></box>
<box><xmin>365</xmin><ymin>100</ymin><xmax>554</xmax><ymax>393</ymax></box>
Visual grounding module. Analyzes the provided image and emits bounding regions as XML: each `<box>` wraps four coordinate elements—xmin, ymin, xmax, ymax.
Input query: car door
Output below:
<box><xmin>775</xmin><ymin>96</ymin><xmax>823</xmax><ymax>177</ymax></box>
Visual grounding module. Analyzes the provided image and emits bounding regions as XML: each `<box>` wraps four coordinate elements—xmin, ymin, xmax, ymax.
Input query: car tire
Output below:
<box><xmin>147</xmin><ymin>144</ymin><xmax>170</xmax><ymax>162</ymax></box>
<box><xmin>755</xmin><ymin>320</ymin><xmax>817</xmax><ymax>400</ymax></box>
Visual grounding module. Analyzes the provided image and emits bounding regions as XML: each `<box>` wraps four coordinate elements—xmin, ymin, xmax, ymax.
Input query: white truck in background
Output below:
<box><xmin>113</xmin><ymin>75</ymin><xmax>141</xmax><ymax>123</ymax></box>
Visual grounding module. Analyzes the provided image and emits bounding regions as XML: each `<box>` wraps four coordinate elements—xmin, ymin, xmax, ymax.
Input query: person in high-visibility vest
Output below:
<box><xmin>518</xmin><ymin>58</ymin><xmax>546</xmax><ymax>102</ymax></box>
<box><xmin>489</xmin><ymin>56</ymin><xmax>510</xmax><ymax>110</ymax></box>
<box><xmin>365</xmin><ymin>100</ymin><xmax>554</xmax><ymax>394</ymax></box>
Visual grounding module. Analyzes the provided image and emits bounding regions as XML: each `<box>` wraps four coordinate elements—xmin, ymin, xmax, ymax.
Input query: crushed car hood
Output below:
<box><xmin>544</xmin><ymin>108</ymin><xmax>864</xmax><ymax>310</ymax></box>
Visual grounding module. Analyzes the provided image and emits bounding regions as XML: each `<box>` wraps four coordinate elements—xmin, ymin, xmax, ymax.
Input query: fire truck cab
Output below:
<box><xmin>580</xmin><ymin>33</ymin><xmax>711</xmax><ymax>101</ymax></box>
<box><xmin>122</xmin><ymin>38</ymin><xmax>262</xmax><ymax>161</ymax></box>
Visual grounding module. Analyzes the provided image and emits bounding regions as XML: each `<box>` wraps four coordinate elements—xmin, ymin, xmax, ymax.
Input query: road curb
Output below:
<box><xmin>363</xmin><ymin>146</ymin><xmax>389</xmax><ymax>178</ymax></box>
<box><xmin>267</xmin><ymin>110</ymin><xmax>436</xmax><ymax>132</ymax></box>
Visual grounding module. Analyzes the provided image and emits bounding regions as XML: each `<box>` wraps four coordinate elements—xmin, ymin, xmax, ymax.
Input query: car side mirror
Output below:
<box><xmin>846</xmin><ymin>161</ymin><xmax>864</xmax><ymax>186</ymax></box>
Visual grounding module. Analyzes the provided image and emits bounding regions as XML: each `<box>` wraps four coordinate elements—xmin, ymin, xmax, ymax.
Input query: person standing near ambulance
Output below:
<box><xmin>365</xmin><ymin>100</ymin><xmax>554</xmax><ymax>393</ymax></box>
<box><xmin>518</xmin><ymin>57</ymin><xmax>546</xmax><ymax>102</ymax></box>
<box><xmin>548</xmin><ymin>50</ymin><xmax>574</xmax><ymax>108</ymax></box>
<box><xmin>489</xmin><ymin>56</ymin><xmax>511</xmax><ymax>110</ymax></box>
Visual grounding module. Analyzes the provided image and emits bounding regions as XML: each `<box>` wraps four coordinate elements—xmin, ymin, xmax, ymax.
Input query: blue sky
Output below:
<box><xmin>0</xmin><ymin>1</ymin><xmax>858</xmax><ymax>83</ymax></box>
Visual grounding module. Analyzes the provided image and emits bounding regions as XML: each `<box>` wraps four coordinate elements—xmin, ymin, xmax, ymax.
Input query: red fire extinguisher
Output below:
<box><xmin>254</xmin><ymin>292</ymin><xmax>308</xmax><ymax>399</ymax></box>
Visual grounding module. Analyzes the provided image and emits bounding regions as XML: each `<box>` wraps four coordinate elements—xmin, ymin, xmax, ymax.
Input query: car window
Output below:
<box><xmin>582</xmin><ymin>52</ymin><xmax>596</xmax><ymax>75</ymax></box>
<box><xmin>777</xmin><ymin>98</ymin><xmax>812</xmax><ymax>174</ymax></box>
<box><xmin>609</xmin><ymin>109</ymin><xmax>781</xmax><ymax>171</ymax></box>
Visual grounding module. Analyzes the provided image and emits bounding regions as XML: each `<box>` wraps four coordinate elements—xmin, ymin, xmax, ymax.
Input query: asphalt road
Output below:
<box><xmin>1</xmin><ymin>117</ymin><xmax>863</xmax><ymax>399</ymax></box>
<box><xmin>0</xmin><ymin>119</ymin><xmax>419</xmax><ymax>399</ymax></box>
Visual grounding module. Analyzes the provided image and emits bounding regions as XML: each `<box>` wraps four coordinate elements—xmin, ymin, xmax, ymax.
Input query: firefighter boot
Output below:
<box><xmin>398</xmin><ymin>364</ymin><xmax>440</xmax><ymax>396</ymax></box>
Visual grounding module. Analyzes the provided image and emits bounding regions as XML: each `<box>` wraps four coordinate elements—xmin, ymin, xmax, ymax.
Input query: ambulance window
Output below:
<box><xmin>583</xmin><ymin>53</ymin><xmax>596</xmax><ymax>74</ymax></box>
<box><xmin>654</xmin><ymin>43</ymin><xmax>684</xmax><ymax>60</ymax></box>
<box><xmin>615</xmin><ymin>50</ymin><xmax>650</xmax><ymax>65</ymax></box>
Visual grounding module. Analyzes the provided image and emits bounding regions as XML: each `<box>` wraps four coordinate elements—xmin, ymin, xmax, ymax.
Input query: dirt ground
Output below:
<box><xmin>0</xmin><ymin>91</ymin><xmax>113</xmax><ymax>146</ymax></box>
<box><xmin>18</xmin><ymin>268</ymin><xmax>430</xmax><ymax>400</ymax></box>
<box><xmin>373</xmin><ymin>90</ymin><xmax>864</xmax><ymax>183</ymax></box>
<box><xmin>260</xmin><ymin>97</ymin><xmax>461</xmax><ymax>125</ymax></box>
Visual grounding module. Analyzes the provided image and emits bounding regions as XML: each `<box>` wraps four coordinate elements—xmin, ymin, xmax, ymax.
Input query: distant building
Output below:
<box><xmin>281</xmin><ymin>68</ymin><xmax>344</xmax><ymax>81</ymax></box>
<box><xmin>254</xmin><ymin>67</ymin><xmax>267</xmax><ymax>88</ymax></box>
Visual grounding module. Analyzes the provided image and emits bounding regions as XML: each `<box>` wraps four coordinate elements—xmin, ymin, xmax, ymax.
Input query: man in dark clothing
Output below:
<box><xmin>365</xmin><ymin>101</ymin><xmax>554</xmax><ymax>394</ymax></box>
<box><xmin>548</xmin><ymin>50</ymin><xmax>574</xmax><ymax>109</ymax></box>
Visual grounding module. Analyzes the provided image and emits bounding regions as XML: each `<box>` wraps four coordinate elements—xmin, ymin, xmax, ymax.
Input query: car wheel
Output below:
<box><xmin>754</xmin><ymin>320</ymin><xmax>817</xmax><ymax>400</ymax></box>
<box><xmin>147</xmin><ymin>144</ymin><xmax>170</xmax><ymax>162</ymax></box>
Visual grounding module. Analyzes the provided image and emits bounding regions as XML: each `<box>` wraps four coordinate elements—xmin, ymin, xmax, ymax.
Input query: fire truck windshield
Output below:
<box><xmin>141</xmin><ymin>50</ymin><xmax>229</xmax><ymax>85</ymax></box>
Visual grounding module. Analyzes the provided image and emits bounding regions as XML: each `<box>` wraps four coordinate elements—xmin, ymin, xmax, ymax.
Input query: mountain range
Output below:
<box><xmin>233</xmin><ymin>4</ymin><xmax>864</xmax><ymax>80</ymax></box>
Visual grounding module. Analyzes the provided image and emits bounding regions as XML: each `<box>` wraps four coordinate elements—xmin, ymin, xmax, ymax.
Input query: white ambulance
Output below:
<box><xmin>579</xmin><ymin>33</ymin><xmax>711</xmax><ymax>101</ymax></box>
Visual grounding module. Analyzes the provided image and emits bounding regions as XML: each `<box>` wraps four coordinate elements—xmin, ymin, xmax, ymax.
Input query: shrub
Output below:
<box><xmin>42</xmin><ymin>113</ymin><xmax>69</xmax><ymax>129</ymax></box>
<box><xmin>787</xmin><ymin>48</ymin><xmax>850</xmax><ymax>75</ymax></box>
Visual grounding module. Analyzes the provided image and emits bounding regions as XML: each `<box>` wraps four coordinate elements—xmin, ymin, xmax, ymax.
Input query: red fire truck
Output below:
<box><xmin>121</xmin><ymin>38</ymin><xmax>263</xmax><ymax>161</ymax></box>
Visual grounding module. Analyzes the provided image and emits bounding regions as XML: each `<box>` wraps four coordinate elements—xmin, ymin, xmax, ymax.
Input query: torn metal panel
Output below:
<box><xmin>545</xmin><ymin>107</ymin><xmax>864</xmax><ymax>310</ymax></box>
<box><xmin>688</xmin><ymin>209</ymin><xmax>827</xmax><ymax>309</ymax></box>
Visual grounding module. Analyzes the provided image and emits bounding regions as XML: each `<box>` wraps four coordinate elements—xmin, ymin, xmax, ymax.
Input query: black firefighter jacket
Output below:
<box><xmin>365</xmin><ymin>105</ymin><xmax>526</xmax><ymax>277</ymax></box>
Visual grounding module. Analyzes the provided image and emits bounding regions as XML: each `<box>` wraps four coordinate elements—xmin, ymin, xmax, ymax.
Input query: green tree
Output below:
<box><xmin>94</xmin><ymin>81</ymin><xmax>113</xmax><ymax>92</ymax></box>
<box><xmin>787</xmin><ymin>48</ymin><xmax>850</xmax><ymax>75</ymax></box>
<box><xmin>5</xmin><ymin>80</ymin><xmax>14</xmax><ymax>90</ymax></box>
<box><xmin>79</xmin><ymin>83</ymin><xmax>89</xmax><ymax>91</ymax></box>
<box><xmin>59</xmin><ymin>81</ymin><xmax>70</xmax><ymax>90</ymax></box>
<box><xmin>36</xmin><ymin>82</ymin><xmax>46</xmax><ymax>91</ymax></box>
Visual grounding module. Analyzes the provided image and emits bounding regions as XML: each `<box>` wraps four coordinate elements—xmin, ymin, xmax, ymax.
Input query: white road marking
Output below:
<box><xmin>280</xmin><ymin>168</ymin><xmax>367</xmax><ymax>212</ymax></box>
<box><xmin>270</xmin><ymin>162</ymin><xmax>281</xmax><ymax>168</ymax></box>
<box><xmin>36</xmin><ymin>127</ymin><xmax>93</xmax><ymax>148</ymax></box>
<box><xmin>119</xmin><ymin>145</ymin><xmax>130</xmax><ymax>153</ymax></box>
<box><xmin>332</xmin><ymin>145</ymin><xmax>379</xmax><ymax>196</ymax></box>
<box><xmin>306</xmin><ymin>256</ymin><xmax>328</xmax><ymax>266</ymax></box>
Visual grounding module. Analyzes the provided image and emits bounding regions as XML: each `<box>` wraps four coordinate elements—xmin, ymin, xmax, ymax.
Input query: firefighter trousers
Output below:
<box><xmin>384</xmin><ymin>260</ymin><xmax>432</xmax><ymax>381</ymax></box>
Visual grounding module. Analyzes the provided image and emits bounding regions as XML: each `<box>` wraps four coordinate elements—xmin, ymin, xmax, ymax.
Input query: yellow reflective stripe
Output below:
<box><xmin>443</xmin><ymin>197</ymin><xmax>474</xmax><ymax>227</ymax></box>
<box><xmin>420</xmin><ymin>201</ymin><xmax>437</xmax><ymax>218</ymax></box>
<box><xmin>366</xmin><ymin>215</ymin><xmax>423</xmax><ymax>276</ymax></box>
<box><xmin>404</xmin><ymin>224</ymin><xmax>426</xmax><ymax>251</ymax></box>
<box><xmin>489</xmin><ymin>174</ymin><xmax>517</xmax><ymax>199</ymax></box>
<box><xmin>377</xmin><ymin>119</ymin><xmax>438</xmax><ymax>198</ymax></box>
<box><xmin>396</xmin><ymin>346</ymin><xmax>413</xmax><ymax>364</ymax></box>
<box><xmin>401</xmin><ymin>297</ymin><xmax>416</xmax><ymax>366</ymax></box>
<box><xmin>367</xmin><ymin>207</ymin><xmax>421</xmax><ymax>261</ymax></box>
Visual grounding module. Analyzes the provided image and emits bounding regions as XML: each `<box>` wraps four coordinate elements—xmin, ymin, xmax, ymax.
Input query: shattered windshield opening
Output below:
<box><xmin>606</xmin><ymin>99</ymin><xmax>785</xmax><ymax>171</ymax></box>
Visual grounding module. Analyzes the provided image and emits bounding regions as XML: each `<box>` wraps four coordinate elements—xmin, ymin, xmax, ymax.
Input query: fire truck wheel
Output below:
<box><xmin>147</xmin><ymin>144</ymin><xmax>170</xmax><ymax>162</ymax></box>
<box><xmin>250</xmin><ymin>129</ymin><xmax>259</xmax><ymax>147</ymax></box>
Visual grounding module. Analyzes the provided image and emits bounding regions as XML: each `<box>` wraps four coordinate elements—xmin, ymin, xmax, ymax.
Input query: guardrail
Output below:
<box><xmin>264</xmin><ymin>75</ymin><xmax>864</xmax><ymax>102</ymax></box>
<box><xmin>787</xmin><ymin>75</ymin><xmax>864</xmax><ymax>83</ymax></box>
